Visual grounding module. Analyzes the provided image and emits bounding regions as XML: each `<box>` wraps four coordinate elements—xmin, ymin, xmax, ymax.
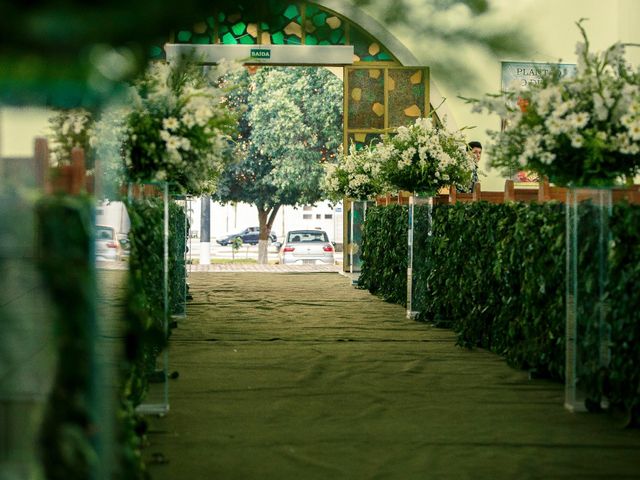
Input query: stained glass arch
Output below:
<box><xmin>157</xmin><ymin>1</ymin><xmax>402</xmax><ymax>65</ymax></box>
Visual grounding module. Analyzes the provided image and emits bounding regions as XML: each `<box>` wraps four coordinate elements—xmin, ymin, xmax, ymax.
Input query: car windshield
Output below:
<box><xmin>287</xmin><ymin>231</ymin><xmax>328</xmax><ymax>243</ymax></box>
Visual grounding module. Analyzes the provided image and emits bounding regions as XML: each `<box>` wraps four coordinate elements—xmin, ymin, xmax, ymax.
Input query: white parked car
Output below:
<box><xmin>279</xmin><ymin>229</ymin><xmax>335</xmax><ymax>265</ymax></box>
<box><xmin>95</xmin><ymin>225</ymin><xmax>121</xmax><ymax>261</ymax></box>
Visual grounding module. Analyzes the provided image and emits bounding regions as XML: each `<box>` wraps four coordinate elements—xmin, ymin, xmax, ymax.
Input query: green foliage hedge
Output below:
<box><xmin>120</xmin><ymin>195</ymin><xmax>188</xmax><ymax>477</ymax></box>
<box><xmin>36</xmin><ymin>195</ymin><xmax>97</xmax><ymax>480</ymax></box>
<box><xmin>124</xmin><ymin>196</ymin><xmax>187</xmax><ymax>403</ymax></box>
<box><xmin>359</xmin><ymin>204</ymin><xmax>407</xmax><ymax>305</ymax></box>
<box><xmin>360</xmin><ymin>201</ymin><xmax>640</xmax><ymax>423</ymax></box>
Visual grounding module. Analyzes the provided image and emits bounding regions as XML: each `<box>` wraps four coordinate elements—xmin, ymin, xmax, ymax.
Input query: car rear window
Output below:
<box><xmin>287</xmin><ymin>231</ymin><xmax>329</xmax><ymax>243</ymax></box>
<box><xmin>96</xmin><ymin>227</ymin><xmax>114</xmax><ymax>240</ymax></box>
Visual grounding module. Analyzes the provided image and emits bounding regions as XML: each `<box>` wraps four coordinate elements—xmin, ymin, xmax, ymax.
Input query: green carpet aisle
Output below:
<box><xmin>145</xmin><ymin>272</ymin><xmax>640</xmax><ymax>480</ymax></box>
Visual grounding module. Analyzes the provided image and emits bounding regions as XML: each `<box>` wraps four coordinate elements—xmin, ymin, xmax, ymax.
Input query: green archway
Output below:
<box><xmin>159</xmin><ymin>1</ymin><xmax>431</xmax><ymax>272</ymax></box>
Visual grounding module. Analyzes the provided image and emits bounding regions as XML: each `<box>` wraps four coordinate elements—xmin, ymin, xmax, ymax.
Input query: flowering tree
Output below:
<box><xmin>217</xmin><ymin>66</ymin><xmax>343</xmax><ymax>264</ymax></box>
<box><xmin>467</xmin><ymin>20</ymin><xmax>640</xmax><ymax>187</ymax></box>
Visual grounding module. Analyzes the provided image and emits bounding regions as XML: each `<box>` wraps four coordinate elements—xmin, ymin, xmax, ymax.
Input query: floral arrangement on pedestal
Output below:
<box><xmin>324</xmin><ymin>116</ymin><xmax>475</xmax><ymax>199</ymax></box>
<box><xmin>48</xmin><ymin>109</ymin><xmax>95</xmax><ymax>168</ymax></box>
<box><xmin>123</xmin><ymin>61</ymin><xmax>239</xmax><ymax>194</ymax></box>
<box><xmin>467</xmin><ymin>20</ymin><xmax>640</xmax><ymax>187</ymax></box>
<box><xmin>323</xmin><ymin>142</ymin><xmax>388</xmax><ymax>201</ymax></box>
<box><xmin>377</xmin><ymin>117</ymin><xmax>476</xmax><ymax>195</ymax></box>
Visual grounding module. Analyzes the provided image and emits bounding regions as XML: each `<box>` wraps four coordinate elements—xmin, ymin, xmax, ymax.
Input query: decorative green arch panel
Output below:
<box><xmin>304</xmin><ymin>4</ymin><xmax>346</xmax><ymax>46</ymax></box>
<box><xmin>350</xmin><ymin>25</ymin><xmax>393</xmax><ymax>62</ymax></box>
<box><xmin>218</xmin><ymin>10</ymin><xmax>259</xmax><ymax>45</ymax></box>
<box><xmin>260</xmin><ymin>1</ymin><xmax>304</xmax><ymax>45</ymax></box>
<box><xmin>166</xmin><ymin>1</ymin><xmax>395</xmax><ymax>63</ymax></box>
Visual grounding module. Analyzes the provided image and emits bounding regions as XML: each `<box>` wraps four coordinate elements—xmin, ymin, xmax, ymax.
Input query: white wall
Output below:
<box><xmin>0</xmin><ymin>107</ymin><xmax>51</xmax><ymax>158</ymax></box>
<box><xmin>383</xmin><ymin>0</ymin><xmax>640</xmax><ymax>190</ymax></box>
<box><xmin>187</xmin><ymin>199</ymin><xmax>343</xmax><ymax>244</ymax></box>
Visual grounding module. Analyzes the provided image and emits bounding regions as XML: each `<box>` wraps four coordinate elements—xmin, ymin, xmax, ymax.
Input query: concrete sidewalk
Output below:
<box><xmin>145</xmin><ymin>272</ymin><xmax>640</xmax><ymax>479</ymax></box>
<box><xmin>97</xmin><ymin>260</ymin><xmax>342</xmax><ymax>274</ymax></box>
<box><xmin>187</xmin><ymin>263</ymin><xmax>342</xmax><ymax>273</ymax></box>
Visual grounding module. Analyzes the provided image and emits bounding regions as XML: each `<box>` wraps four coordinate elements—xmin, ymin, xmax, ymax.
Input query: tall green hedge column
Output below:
<box><xmin>36</xmin><ymin>195</ymin><xmax>105</xmax><ymax>479</ymax></box>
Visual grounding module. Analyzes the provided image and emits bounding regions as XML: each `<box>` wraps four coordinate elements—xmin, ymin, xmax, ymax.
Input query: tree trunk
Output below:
<box><xmin>257</xmin><ymin>205</ymin><xmax>281</xmax><ymax>265</ymax></box>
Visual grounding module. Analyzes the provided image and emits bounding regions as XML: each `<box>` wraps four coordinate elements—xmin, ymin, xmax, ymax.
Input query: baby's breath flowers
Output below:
<box><xmin>466</xmin><ymin>20</ymin><xmax>640</xmax><ymax>187</ymax></box>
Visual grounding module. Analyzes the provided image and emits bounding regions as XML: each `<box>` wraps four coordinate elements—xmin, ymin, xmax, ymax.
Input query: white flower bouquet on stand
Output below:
<box><xmin>123</xmin><ymin>61</ymin><xmax>238</xmax><ymax>194</ymax></box>
<box><xmin>468</xmin><ymin>20</ymin><xmax>640</xmax><ymax>187</ymax></box>
<box><xmin>324</xmin><ymin>143</ymin><xmax>388</xmax><ymax>201</ymax></box>
<box><xmin>378</xmin><ymin>117</ymin><xmax>475</xmax><ymax>195</ymax></box>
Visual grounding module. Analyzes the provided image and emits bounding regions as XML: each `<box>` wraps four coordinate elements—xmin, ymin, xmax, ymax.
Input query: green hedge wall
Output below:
<box><xmin>124</xmin><ymin>197</ymin><xmax>187</xmax><ymax>404</ymax></box>
<box><xmin>607</xmin><ymin>205</ymin><xmax>640</xmax><ymax>422</ymax></box>
<box><xmin>359</xmin><ymin>204</ymin><xmax>408</xmax><ymax>305</ymax></box>
<box><xmin>36</xmin><ymin>195</ymin><xmax>98</xmax><ymax>480</ymax></box>
<box><xmin>360</xmin><ymin>201</ymin><xmax>640</xmax><ymax>424</ymax></box>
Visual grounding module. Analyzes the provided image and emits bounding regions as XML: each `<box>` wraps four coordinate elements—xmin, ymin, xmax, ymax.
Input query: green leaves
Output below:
<box><xmin>360</xmin><ymin>200</ymin><xmax>640</xmax><ymax>422</ymax></box>
<box><xmin>217</xmin><ymin>66</ymin><xmax>342</xmax><ymax>209</ymax></box>
<box><xmin>359</xmin><ymin>204</ymin><xmax>408</xmax><ymax>305</ymax></box>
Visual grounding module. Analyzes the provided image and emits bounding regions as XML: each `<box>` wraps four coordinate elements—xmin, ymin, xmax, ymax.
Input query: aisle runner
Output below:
<box><xmin>144</xmin><ymin>272</ymin><xmax>640</xmax><ymax>480</ymax></box>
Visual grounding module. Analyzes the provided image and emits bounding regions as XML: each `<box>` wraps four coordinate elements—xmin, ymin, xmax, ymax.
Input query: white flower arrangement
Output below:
<box><xmin>123</xmin><ymin>61</ymin><xmax>237</xmax><ymax>194</ymax></box>
<box><xmin>467</xmin><ymin>20</ymin><xmax>640</xmax><ymax>187</ymax></box>
<box><xmin>48</xmin><ymin>109</ymin><xmax>95</xmax><ymax>167</ymax></box>
<box><xmin>323</xmin><ymin>143</ymin><xmax>388</xmax><ymax>200</ymax></box>
<box><xmin>324</xmin><ymin>115</ymin><xmax>474</xmax><ymax>199</ymax></box>
<box><xmin>378</xmin><ymin>117</ymin><xmax>476</xmax><ymax>195</ymax></box>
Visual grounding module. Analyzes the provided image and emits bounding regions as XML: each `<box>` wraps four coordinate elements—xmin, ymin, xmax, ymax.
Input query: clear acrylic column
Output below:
<box><xmin>135</xmin><ymin>182</ymin><xmax>170</xmax><ymax>416</ymax></box>
<box><xmin>170</xmin><ymin>195</ymin><xmax>188</xmax><ymax>319</ymax></box>
<box><xmin>407</xmin><ymin>195</ymin><xmax>433</xmax><ymax>320</ymax></box>
<box><xmin>349</xmin><ymin>200</ymin><xmax>367</xmax><ymax>277</ymax></box>
<box><xmin>565</xmin><ymin>187</ymin><xmax>612</xmax><ymax>412</ymax></box>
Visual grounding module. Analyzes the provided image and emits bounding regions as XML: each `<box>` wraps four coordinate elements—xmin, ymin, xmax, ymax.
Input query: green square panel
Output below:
<box><xmin>348</xmin><ymin>68</ymin><xmax>385</xmax><ymax>130</ymax></box>
<box><xmin>388</xmin><ymin>69</ymin><xmax>426</xmax><ymax>128</ymax></box>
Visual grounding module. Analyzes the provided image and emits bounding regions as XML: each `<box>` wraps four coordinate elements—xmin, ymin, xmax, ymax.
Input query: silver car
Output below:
<box><xmin>279</xmin><ymin>229</ymin><xmax>335</xmax><ymax>265</ymax></box>
<box><xmin>95</xmin><ymin>225</ymin><xmax>121</xmax><ymax>261</ymax></box>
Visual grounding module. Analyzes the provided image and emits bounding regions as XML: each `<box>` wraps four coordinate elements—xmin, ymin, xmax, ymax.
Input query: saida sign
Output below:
<box><xmin>250</xmin><ymin>48</ymin><xmax>271</xmax><ymax>60</ymax></box>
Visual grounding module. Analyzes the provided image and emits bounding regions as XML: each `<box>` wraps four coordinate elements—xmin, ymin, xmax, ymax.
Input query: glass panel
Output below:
<box><xmin>170</xmin><ymin>196</ymin><xmax>189</xmax><ymax>319</ymax></box>
<box><xmin>565</xmin><ymin>187</ymin><xmax>612</xmax><ymax>412</ymax></box>
<box><xmin>347</xmin><ymin>68</ymin><xmax>385</xmax><ymax>130</ymax></box>
<box><xmin>388</xmin><ymin>68</ymin><xmax>426</xmax><ymax>128</ymax></box>
<box><xmin>128</xmin><ymin>182</ymin><xmax>170</xmax><ymax>416</ymax></box>
<box><xmin>305</xmin><ymin>5</ymin><xmax>346</xmax><ymax>45</ymax></box>
<box><xmin>410</xmin><ymin>198</ymin><xmax>433</xmax><ymax>319</ymax></box>
<box><xmin>350</xmin><ymin>25</ymin><xmax>394</xmax><ymax>62</ymax></box>
<box><xmin>349</xmin><ymin>200</ymin><xmax>367</xmax><ymax>274</ymax></box>
<box><xmin>406</xmin><ymin>195</ymin><xmax>433</xmax><ymax>319</ymax></box>
<box><xmin>0</xmin><ymin>184</ymin><xmax>55</xmax><ymax>479</ymax></box>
